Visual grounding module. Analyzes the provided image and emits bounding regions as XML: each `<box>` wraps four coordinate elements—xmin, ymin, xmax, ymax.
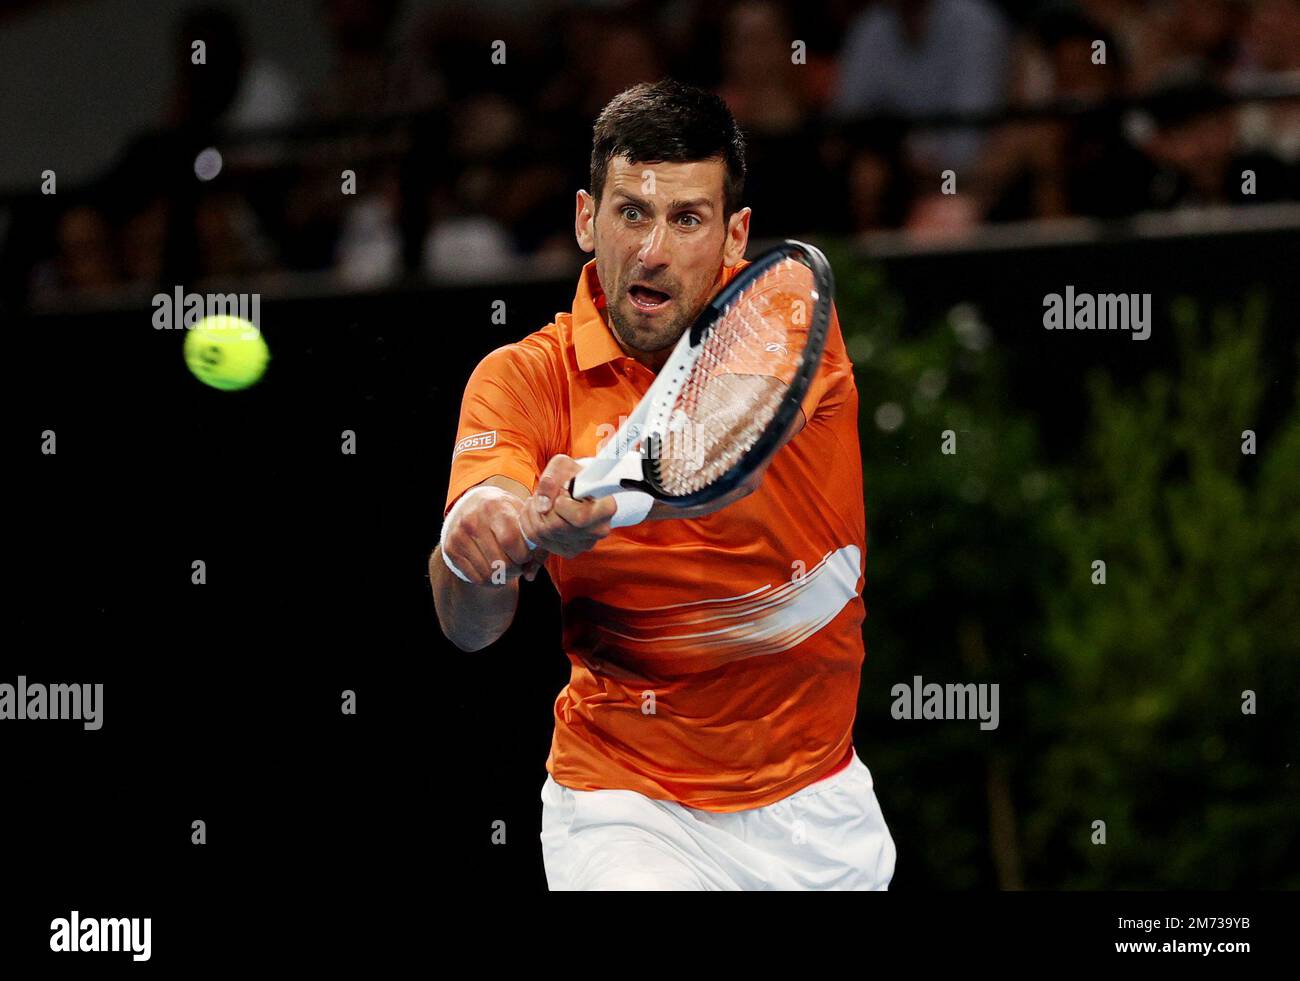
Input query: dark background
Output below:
<box><xmin>3</xmin><ymin>0</ymin><xmax>1299</xmax><ymax>966</ymax></box>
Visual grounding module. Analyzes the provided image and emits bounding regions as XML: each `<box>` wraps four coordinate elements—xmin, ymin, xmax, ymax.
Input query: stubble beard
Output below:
<box><xmin>607</xmin><ymin>299</ymin><xmax>691</xmax><ymax>355</ymax></box>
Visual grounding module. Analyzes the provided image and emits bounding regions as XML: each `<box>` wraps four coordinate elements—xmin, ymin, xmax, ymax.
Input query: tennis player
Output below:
<box><xmin>431</xmin><ymin>80</ymin><xmax>895</xmax><ymax>890</ymax></box>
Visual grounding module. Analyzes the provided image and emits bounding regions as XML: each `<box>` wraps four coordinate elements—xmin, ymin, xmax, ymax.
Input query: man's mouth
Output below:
<box><xmin>628</xmin><ymin>283</ymin><xmax>673</xmax><ymax>312</ymax></box>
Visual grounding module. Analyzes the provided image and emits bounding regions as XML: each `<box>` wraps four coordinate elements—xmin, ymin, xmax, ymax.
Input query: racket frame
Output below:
<box><xmin>569</xmin><ymin>239</ymin><xmax>834</xmax><ymax>507</ymax></box>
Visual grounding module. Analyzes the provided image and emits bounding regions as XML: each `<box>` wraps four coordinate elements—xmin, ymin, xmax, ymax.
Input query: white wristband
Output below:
<box><xmin>439</xmin><ymin>485</ymin><xmax>520</xmax><ymax>584</ymax></box>
<box><xmin>609</xmin><ymin>489</ymin><xmax>655</xmax><ymax>528</ymax></box>
<box><xmin>439</xmin><ymin>513</ymin><xmax>473</xmax><ymax>584</ymax></box>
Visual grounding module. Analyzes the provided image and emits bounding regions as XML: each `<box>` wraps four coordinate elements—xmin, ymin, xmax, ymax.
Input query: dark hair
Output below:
<box><xmin>590</xmin><ymin>79</ymin><xmax>747</xmax><ymax>217</ymax></box>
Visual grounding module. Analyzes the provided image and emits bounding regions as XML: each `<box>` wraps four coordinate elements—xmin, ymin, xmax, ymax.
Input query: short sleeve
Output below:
<box><xmin>444</xmin><ymin>345</ymin><xmax>556</xmax><ymax>517</ymax></box>
<box><xmin>798</xmin><ymin>304</ymin><xmax>853</xmax><ymax>425</ymax></box>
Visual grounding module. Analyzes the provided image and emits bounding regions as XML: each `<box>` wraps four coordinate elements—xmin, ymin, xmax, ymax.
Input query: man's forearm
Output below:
<box><xmin>430</xmin><ymin>546</ymin><xmax>519</xmax><ymax>652</ymax></box>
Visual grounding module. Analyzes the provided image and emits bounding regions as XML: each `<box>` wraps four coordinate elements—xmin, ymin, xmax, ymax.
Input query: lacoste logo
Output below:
<box><xmin>453</xmin><ymin>430</ymin><xmax>498</xmax><ymax>457</ymax></box>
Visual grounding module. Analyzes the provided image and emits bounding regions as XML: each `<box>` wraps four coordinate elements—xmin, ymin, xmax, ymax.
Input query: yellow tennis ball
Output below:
<box><xmin>184</xmin><ymin>315</ymin><xmax>270</xmax><ymax>391</ymax></box>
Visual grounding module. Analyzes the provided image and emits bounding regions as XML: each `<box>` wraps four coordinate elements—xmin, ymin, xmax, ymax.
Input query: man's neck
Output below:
<box><xmin>605</xmin><ymin>313</ymin><xmax>674</xmax><ymax>373</ymax></box>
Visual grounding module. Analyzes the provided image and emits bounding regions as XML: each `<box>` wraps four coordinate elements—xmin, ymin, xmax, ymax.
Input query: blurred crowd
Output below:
<box><xmin>20</xmin><ymin>0</ymin><xmax>1300</xmax><ymax>304</ymax></box>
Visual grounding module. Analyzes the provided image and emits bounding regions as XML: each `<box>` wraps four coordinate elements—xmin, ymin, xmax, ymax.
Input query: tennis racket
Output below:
<box><xmin>567</xmin><ymin>239</ymin><xmax>834</xmax><ymax>509</ymax></box>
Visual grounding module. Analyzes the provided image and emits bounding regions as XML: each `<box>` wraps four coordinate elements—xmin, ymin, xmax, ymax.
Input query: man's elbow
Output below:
<box><xmin>446</xmin><ymin>628</ymin><xmax>497</xmax><ymax>653</ymax></box>
<box><xmin>430</xmin><ymin>553</ymin><xmax>516</xmax><ymax>653</ymax></box>
<box><xmin>433</xmin><ymin>595</ymin><xmax>505</xmax><ymax>653</ymax></box>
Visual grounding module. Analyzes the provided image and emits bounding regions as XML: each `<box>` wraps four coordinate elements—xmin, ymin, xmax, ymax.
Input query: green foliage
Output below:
<box><xmin>830</xmin><ymin>245</ymin><xmax>1064</xmax><ymax>889</ymax></box>
<box><xmin>1032</xmin><ymin>291</ymin><xmax>1300</xmax><ymax>888</ymax></box>
<box><xmin>831</xmin><ymin>242</ymin><xmax>1300</xmax><ymax>889</ymax></box>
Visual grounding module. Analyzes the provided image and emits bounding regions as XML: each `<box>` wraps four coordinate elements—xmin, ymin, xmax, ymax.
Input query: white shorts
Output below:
<box><xmin>540</xmin><ymin>751</ymin><xmax>896</xmax><ymax>890</ymax></box>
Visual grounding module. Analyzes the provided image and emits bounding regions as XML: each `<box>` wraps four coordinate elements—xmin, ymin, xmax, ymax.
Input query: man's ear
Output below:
<box><xmin>575</xmin><ymin>190</ymin><xmax>596</xmax><ymax>253</ymax></box>
<box><xmin>723</xmin><ymin>206</ymin><xmax>752</xmax><ymax>267</ymax></box>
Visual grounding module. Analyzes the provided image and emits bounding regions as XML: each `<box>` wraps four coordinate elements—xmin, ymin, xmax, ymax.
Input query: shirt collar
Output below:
<box><xmin>572</xmin><ymin>259</ymin><xmax>626</xmax><ymax>372</ymax></box>
<box><xmin>571</xmin><ymin>257</ymin><xmax>750</xmax><ymax>373</ymax></box>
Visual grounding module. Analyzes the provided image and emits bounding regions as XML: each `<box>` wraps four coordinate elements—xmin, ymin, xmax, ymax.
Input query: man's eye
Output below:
<box><xmin>678</xmin><ymin>214</ymin><xmax>701</xmax><ymax>227</ymax></box>
<box><xmin>621</xmin><ymin>206</ymin><xmax>642</xmax><ymax>222</ymax></box>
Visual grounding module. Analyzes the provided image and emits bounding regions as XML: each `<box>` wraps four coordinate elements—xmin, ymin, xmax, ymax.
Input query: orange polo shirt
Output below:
<box><xmin>445</xmin><ymin>257</ymin><xmax>866</xmax><ymax>812</ymax></box>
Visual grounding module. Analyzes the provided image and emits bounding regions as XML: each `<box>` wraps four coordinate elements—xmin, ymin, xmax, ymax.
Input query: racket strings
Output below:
<box><xmin>653</xmin><ymin>256</ymin><xmax>814</xmax><ymax>496</ymax></box>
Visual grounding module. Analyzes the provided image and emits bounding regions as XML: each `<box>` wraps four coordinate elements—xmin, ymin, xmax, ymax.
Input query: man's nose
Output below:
<box><xmin>637</xmin><ymin>222</ymin><xmax>670</xmax><ymax>269</ymax></box>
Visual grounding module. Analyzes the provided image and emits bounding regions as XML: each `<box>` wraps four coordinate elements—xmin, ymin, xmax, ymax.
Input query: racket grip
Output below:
<box><xmin>569</xmin><ymin>454</ymin><xmax>645</xmax><ymax>500</ymax></box>
<box><xmin>565</xmin><ymin>464</ymin><xmax>655</xmax><ymax>528</ymax></box>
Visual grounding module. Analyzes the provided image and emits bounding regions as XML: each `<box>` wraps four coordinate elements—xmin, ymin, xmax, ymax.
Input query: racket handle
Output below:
<box><xmin>569</xmin><ymin>454</ymin><xmax>645</xmax><ymax>500</ymax></box>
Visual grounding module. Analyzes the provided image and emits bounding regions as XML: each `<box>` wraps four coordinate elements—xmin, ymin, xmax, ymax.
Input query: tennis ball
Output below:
<box><xmin>184</xmin><ymin>315</ymin><xmax>270</xmax><ymax>391</ymax></box>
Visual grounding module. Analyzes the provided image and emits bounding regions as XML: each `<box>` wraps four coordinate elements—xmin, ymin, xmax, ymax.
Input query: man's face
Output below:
<box><xmin>578</xmin><ymin>157</ymin><xmax>749</xmax><ymax>366</ymax></box>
